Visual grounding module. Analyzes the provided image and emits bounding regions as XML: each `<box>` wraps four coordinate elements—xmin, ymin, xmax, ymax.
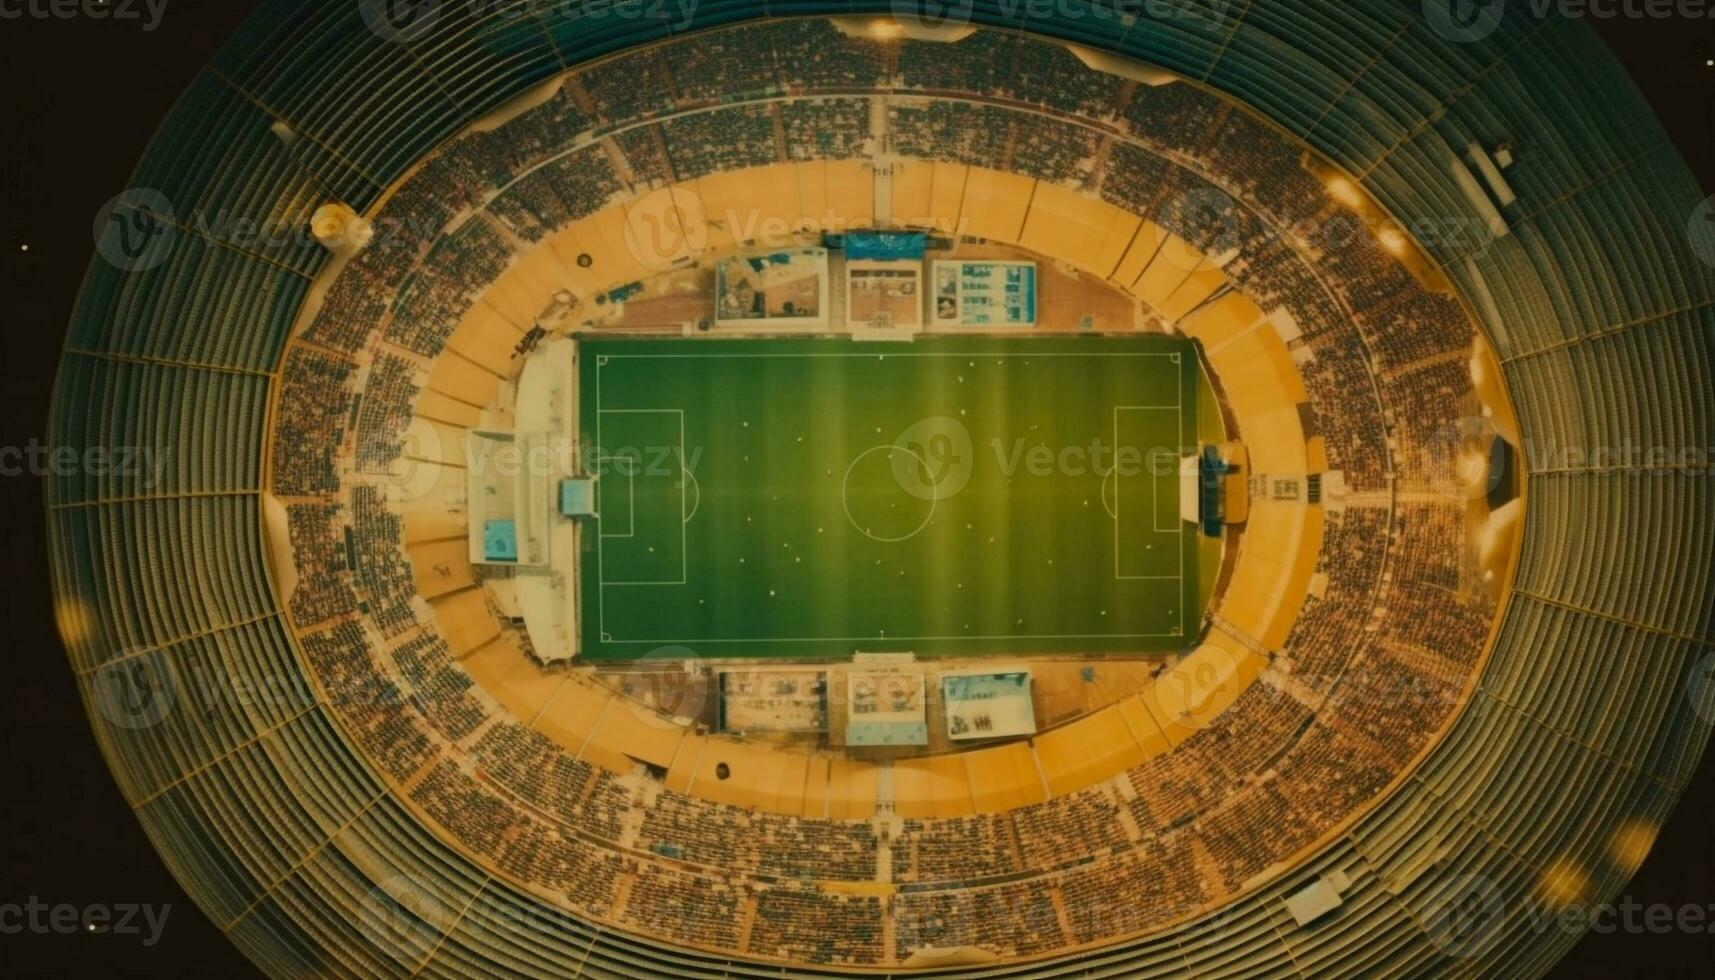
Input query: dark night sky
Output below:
<box><xmin>0</xmin><ymin>4</ymin><xmax>1708</xmax><ymax>976</ymax></box>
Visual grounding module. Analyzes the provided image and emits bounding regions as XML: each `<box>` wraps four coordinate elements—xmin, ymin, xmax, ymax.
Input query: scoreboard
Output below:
<box><xmin>931</xmin><ymin>260</ymin><xmax>1038</xmax><ymax>327</ymax></box>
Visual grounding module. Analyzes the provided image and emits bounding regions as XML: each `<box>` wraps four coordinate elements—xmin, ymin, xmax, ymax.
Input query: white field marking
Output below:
<box><xmin>593</xmin><ymin>351</ymin><xmax>1180</xmax><ymax>361</ymax></box>
<box><xmin>589</xmin><ymin>346</ymin><xmax>1191</xmax><ymax>646</ymax></box>
<box><xmin>593</xmin><ymin>395</ymin><xmax>687</xmax><ymax>588</ymax></box>
<box><xmin>595</xmin><ymin>454</ymin><xmax>637</xmax><ymax>539</ymax></box>
<box><xmin>841</xmin><ymin>445</ymin><xmax>939</xmax><ymax>543</ymax></box>
<box><xmin>1112</xmin><ymin>405</ymin><xmax>1184</xmax><ymax>586</ymax></box>
<box><xmin>682</xmin><ymin>467</ymin><xmax>702</xmax><ymax>524</ymax></box>
<box><xmin>590</xmin><ymin>631</ymin><xmax>1186</xmax><ymax>645</ymax></box>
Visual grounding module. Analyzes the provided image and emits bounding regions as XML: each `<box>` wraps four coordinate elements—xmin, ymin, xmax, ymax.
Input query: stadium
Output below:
<box><xmin>39</xmin><ymin>2</ymin><xmax>1714</xmax><ymax>977</ymax></box>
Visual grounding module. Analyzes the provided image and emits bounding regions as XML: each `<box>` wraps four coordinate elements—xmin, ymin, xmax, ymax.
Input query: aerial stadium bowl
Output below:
<box><xmin>48</xmin><ymin>2</ymin><xmax>1714</xmax><ymax>977</ymax></box>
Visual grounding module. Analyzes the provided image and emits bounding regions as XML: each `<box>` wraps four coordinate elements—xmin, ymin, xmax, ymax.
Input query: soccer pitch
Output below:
<box><xmin>578</xmin><ymin>336</ymin><xmax>1201</xmax><ymax>659</ymax></box>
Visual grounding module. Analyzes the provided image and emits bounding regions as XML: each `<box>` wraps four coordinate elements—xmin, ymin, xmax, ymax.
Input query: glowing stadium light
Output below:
<box><xmin>866</xmin><ymin>17</ymin><xmax>906</xmax><ymax>40</ymax></box>
<box><xmin>1608</xmin><ymin>820</ymin><xmax>1660</xmax><ymax>873</ymax></box>
<box><xmin>1325</xmin><ymin>176</ymin><xmax>1364</xmax><ymax>207</ymax></box>
<box><xmin>1538</xmin><ymin>857</ymin><xmax>1593</xmax><ymax>910</ymax></box>
<box><xmin>45</xmin><ymin>12</ymin><xmax>1715</xmax><ymax>979</ymax></box>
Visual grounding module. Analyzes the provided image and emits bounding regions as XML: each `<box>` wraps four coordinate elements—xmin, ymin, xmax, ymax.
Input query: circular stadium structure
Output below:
<box><xmin>47</xmin><ymin>2</ymin><xmax>1715</xmax><ymax>978</ymax></box>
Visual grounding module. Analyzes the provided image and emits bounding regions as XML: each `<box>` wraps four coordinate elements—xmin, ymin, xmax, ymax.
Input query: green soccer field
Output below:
<box><xmin>577</xmin><ymin>335</ymin><xmax>1202</xmax><ymax>659</ymax></box>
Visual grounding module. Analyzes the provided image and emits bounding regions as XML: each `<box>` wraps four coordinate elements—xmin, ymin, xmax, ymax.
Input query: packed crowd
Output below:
<box><xmin>271</xmin><ymin>347</ymin><xmax>352</xmax><ymax>497</ymax></box>
<box><xmin>887</xmin><ymin>102</ymin><xmax>1015</xmax><ymax>170</ymax></box>
<box><xmin>390</xmin><ymin>632</ymin><xmax>487</xmax><ymax>743</ymax></box>
<box><xmin>284</xmin><ymin>502</ymin><xmax>356</xmax><ymax>627</ymax></box>
<box><xmin>272</xmin><ymin>20</ymin><xmax>1496</xmax><ymax>969</ymax></box>
<box><xmin>782</xmin><ymin>98</ymin><xmax>871</xmax><ymax>162</ymax></box>
<box><xmin>349</xmin><ymin>484</ymin><xmax>419</xmax><ymax>638</ymax></box>
<box><xmin>385</xmin><ymin>219</ymin><xmax>512</xmax><ymax>358</ymax></box>
<box><xmin>300</xmin><ymin>621</ymin><xmax>437</xmax><ymax>782</ymax></box>
<box><xmin>749</xmin><ymin>888</ymin><xmax>884</xmax><ymax>965</ymax></box>
<box><xmin>354</xmin><ymin>354</ymin><xmax>419</xmax><ymax>473</ymax></box>
<box><xmin>488</xmin><ymin>145</ymin><xmax>623</xmax><ymax>243</ymax></box>
<box><xmin>662</xmin><ymin>105</ymin><xmax>780</xmax><ymax>182</ymax></box>
<box><xmin>1008</xmin><ymin>114</ymin><xmax>1102</xmax><ymax>186</ymax></box>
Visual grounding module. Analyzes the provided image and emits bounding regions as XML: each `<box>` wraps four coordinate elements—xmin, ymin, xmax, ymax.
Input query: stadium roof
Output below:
<box><xmin>48</xmin><ymin>2</ymin><xmax>1714</xmax><ymax>977</ymax></box>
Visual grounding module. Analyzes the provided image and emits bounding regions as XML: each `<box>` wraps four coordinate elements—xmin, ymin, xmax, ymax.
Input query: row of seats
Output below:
<box><xmin>257</xmin><ymin>19</ymin><xmax>1506</xmax><ymax>968</ymax></box>
<box><xmin>281</xmin><ymin>486</ymin><xmax>1490</xmax><ymax>968</ymax></box>
<box><xmin>54</xmin><ymin>10</ymin><xmax>1713</xmax><ymax>978</ymax></box>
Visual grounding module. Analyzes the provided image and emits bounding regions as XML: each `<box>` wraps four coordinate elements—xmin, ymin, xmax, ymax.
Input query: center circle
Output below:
<box><xmin>841</xmin><ymin>445</ymin><xmax>939</xmax><ymax>543</ymax></box>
